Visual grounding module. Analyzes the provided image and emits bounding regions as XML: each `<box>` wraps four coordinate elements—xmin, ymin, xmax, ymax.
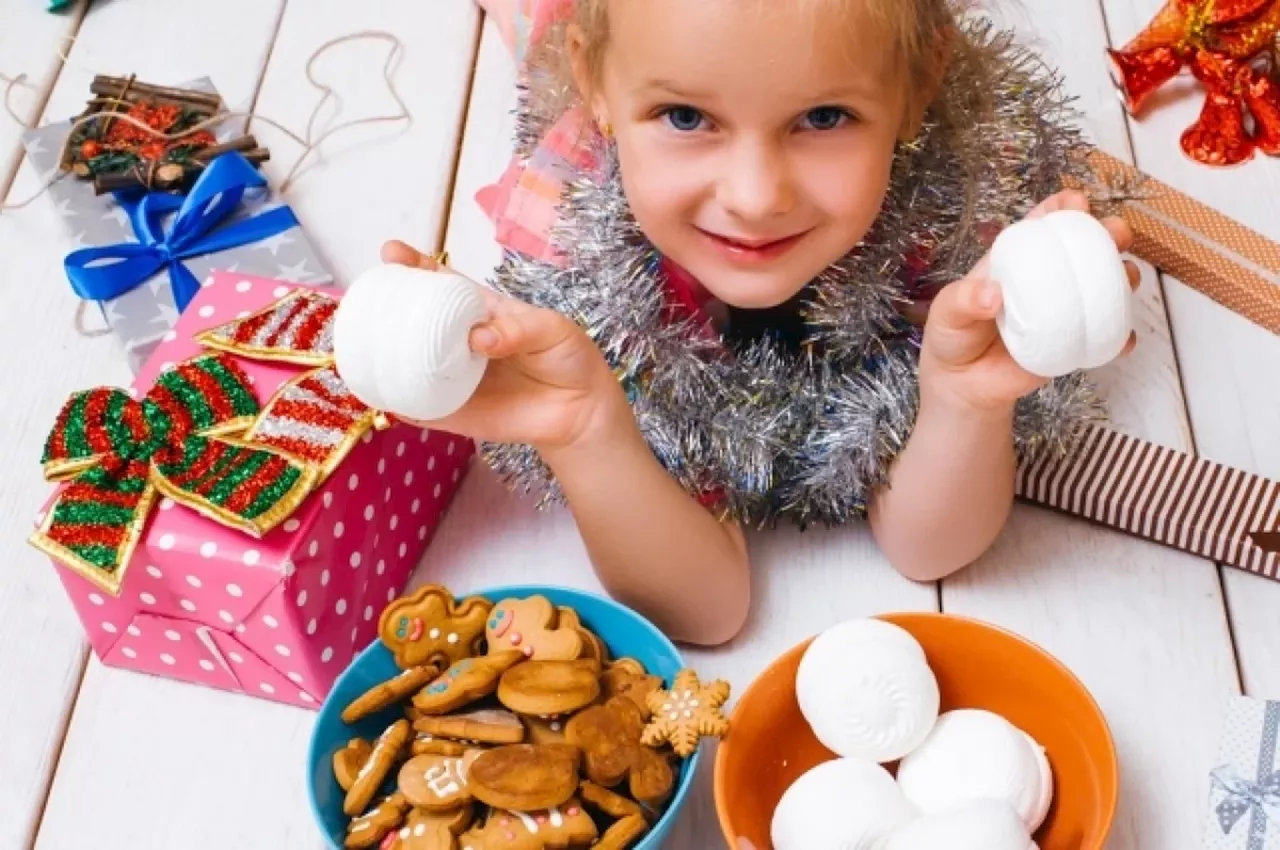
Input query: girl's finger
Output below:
<box><xmin>1102</xmin><ymin>215</ymin><xmax>1134</xmax><ymax>253</ymax></box>
<box><xmin>930</xmin><ymin>272</ymin><xmax>1003</xmax><ymax>332</ymax></box>
<box><xmin>379</xmin><ymin>240</ymin><xmax>440</xmax><ymax>270</ymax></box>
<box><xmin>1125</xmin><ymin>260</ymin><xmax>1141</xmax><ymax>291</ymax></box>
<box><xmin>470</xmin><ymin>305</ymin><xmax>575</xmax><ymax>358</ymax></box>
<box><xmin>1027</xmin><ymin>188</ymin><xmax>1090</xmax><ymax>219</ymax></box>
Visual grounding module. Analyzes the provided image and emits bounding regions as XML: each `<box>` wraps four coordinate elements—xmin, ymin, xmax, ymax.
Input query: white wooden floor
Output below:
<box><xmin>0</xmin><ymin>1</ymin><xmax>1277</xmax><ymax>848</ymax></box>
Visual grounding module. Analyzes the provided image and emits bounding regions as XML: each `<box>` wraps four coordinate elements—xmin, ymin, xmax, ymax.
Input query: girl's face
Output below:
<box><xmin>583</xmin><ymin>0</ymin><xmax>910</xmax><ymax>309</ymax></box>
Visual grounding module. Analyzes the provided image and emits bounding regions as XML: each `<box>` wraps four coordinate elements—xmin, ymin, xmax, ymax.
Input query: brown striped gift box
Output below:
<box><xmin>1015</xmin><ymin>425</ymin><xmax>1280</xmax><ymax>581</ymax></box>
<box><xmin>1081</xmin><ymin>150</ymin><xmax>1280</xmax><ymax>336</ymax></box>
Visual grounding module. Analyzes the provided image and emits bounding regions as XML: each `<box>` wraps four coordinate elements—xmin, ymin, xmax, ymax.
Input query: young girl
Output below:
<box><xmin>383</xmin><ymin>0</ymin><xmax>1139</xmax><ymax>646</ymax></box>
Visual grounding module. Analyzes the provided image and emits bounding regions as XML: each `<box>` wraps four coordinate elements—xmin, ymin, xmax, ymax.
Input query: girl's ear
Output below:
<box><xmin>897</xmin><ymin>20</ymin><xmax>956</xmax><ymax>141</ymax></box>
<box><xmin>565</xmin><ymin>23</ymin><xmax>610</xmax><ymax>130</ymax></box>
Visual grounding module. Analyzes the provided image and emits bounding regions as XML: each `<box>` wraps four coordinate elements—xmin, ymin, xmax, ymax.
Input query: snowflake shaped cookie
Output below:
<box><xmin>640</xmin><ymin>669</ymin><xmax>731</xmax><ymax>758</ymax></box>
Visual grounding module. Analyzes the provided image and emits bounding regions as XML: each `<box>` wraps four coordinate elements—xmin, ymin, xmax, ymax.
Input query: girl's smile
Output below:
<box><xmin>695</xmin><ymin>227</ymin><xmax>814</xmax><ymax>267</ymax></box>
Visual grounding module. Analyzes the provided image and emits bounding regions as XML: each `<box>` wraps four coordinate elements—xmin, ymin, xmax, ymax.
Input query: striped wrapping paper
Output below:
<box><xmin>1016</xmin><ymin>425</ymin><xmax>1280</xmax><ymax>580</ymax></box>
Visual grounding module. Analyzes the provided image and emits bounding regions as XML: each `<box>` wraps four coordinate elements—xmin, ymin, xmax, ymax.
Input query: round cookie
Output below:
<box><xmin>498</xmin><ymin>659</ymin><xmax>601</xmax><ymax>716</ymax></box>
<box><xmin>770</xmin><ymin>757</ymin><xmax>915</xmax><ymax>850</ymax></box>
<box><xmin>468</xmin><ymin>744</ymin><xmax>581</xmax><ymax>811</ymax></box>
<box><xmin>795</xmin><ymin>619</ymin><xmax>939</xmax><ymax>762</ymax></box>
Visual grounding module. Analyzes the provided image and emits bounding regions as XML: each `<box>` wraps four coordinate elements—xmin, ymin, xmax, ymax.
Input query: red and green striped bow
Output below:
<box><xmin>31</xmin><ymin>354</ymin><xmax>317</xmax><ymax>595</ymax></box>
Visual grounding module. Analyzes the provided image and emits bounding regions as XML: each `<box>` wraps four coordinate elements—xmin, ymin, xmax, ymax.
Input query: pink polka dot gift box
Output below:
<box><xmin>29</xmin><ymin>271</ymin><xmax>472</xmax><ymax>709</ymax></box>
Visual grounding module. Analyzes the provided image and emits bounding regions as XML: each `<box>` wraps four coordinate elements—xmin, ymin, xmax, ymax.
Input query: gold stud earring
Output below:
<box><xmin>599</xmin><ymin>120</ymin><xmax>613</xmax><ymax>139</ymax></box>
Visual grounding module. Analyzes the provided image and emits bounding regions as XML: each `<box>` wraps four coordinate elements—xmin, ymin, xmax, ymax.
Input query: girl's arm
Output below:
<box><xmin>543</xmin><ymin>386</ymin><xmax>752</xmax><ymax>647</ymax></box>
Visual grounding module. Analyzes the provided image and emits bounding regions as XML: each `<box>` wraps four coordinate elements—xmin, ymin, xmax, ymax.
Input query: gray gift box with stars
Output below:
<box><xmin>1205</xmin><ymin>696</ymin><xmax>1280</xmax><ymax>850</ymax></box>
<box><xmin>20</xmin><ymin>77</ymin><xmax>333</xmax><ymax>374</ymax></box>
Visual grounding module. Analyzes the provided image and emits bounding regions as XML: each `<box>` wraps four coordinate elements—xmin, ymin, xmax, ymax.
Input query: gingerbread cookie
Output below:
<box><xmin>579</xmin><ymin>781</ymin><xmax>644</xmax><ymax>820</ymax></box>
<box><xmin>382</xmin><ymin>585</ymin><xmax>493</xmax><ymax>669</ymax></box>
<box><xmin>413</xmin><ymin>651</ymin><xmax>526</xmax><ymax>715</ymax></box>
<box><xmin>497</xmin><ymin>660</ymin><xmax>601</xmax><ymax>717</ymax></box>
<box><xmin>522</xmin><ymin>715</ymin><xmax>569</xmax><ymax>747</ymax></box>
<box><xmin>343</xmin><ymin>664</ymin><xmax>442</xmax><ymax>724</ymax></box>
<box><xmin>486</xmin><ymin>597</ymin><xmax>582</xmax><ymax>661</ymax></box>
<box><xmin>557</xmin><ymin>606</ymin><xmax>608</xmax><ymax>665</ymax></box>
<box><xmin>415</xmin><ymin>709</ymin><xmax>526</xmax><ymax>745</ymax></box>
<box><xmin>413</xmin><ymin>735</ymin><xmax>471</xmax><ymax>757</ymax></box>
<box><xmin>345</xmin><ymin>792</ymin><xmax>410</xmax><ymax>849</ymax></box>
<box><xmin>599</xmin><ymin>666</ymin><xmax>662</xmax><ymax>718</ymax></box>
<box><xmin>468</xmin><ymin>744</ymin><xmax>582</xmax><ymax>811</ymax></box>
<box><xmin>459</xmin><ymin>799</ymin><xmax>597</xmax><ymax>850</ymax></box>
<box><xmin>399</xmin><ymin>749</ymin><xmax>484</xmax><ymax>811</ymax></box>
<box><xmin>345</xmin><ymin>719</ymin><xmax>413</xmax><ymax>816</ymax></box>
<box><xmin>334</xmin><ymin>738</ymin><xmax>374</xmax><ymax>792</ymax></box>
<box><xmin>566</xmin><ymin>697</ymin><xmax>675</xmax><ymax>807</ymax></box>
<box><xmin>384</xmin><ymin>806</ymin><xmax>475</xmax><ymax>850</ymax></box>
<box><xmin>593</xmin><ymin>815</ymin><xmax>649</xmax><ymax>850</ymax></box>
<box><xmin>641</xmin><ymin>669</ymin><xmax>732</xmax><ymax>758</ymax></box>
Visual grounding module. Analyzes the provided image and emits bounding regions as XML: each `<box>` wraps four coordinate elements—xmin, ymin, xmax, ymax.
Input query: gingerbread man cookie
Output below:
<box><xmin>415</xmin><ymin>709</ymin><xmax>526</xmax><ymax>745</ymax></box>
<box><xmin>599</xmin><ymin>665</ymin><xmax>662</xmax><ymax>719</ymax></box>
<box><xmin>344</xmin><ymin>664</ymin><xmax>443</xmax><ymax>724</ymax></box>
<box><xmin>399</xmin><ymin>750</ymin><xmax>484</xmax><ymax>811</ymax></box>
<box><xmin>382</xmin><ymin>585</ymin><xmax>493</xmax><ymax>669</ymax></box>
<box><xmin>459</xmin><ymin>799</ymin><xmax>598</xmax><ymax>850</ymax></box>
<box><xmin>346</xmin><ymin>719</ymin><xmax>413</xmax><ymax>816</ymax></box>
<box><xmin>486</xmin><ymin>597</ymin><xmax>582</xmax><ymax>661</ymax></box>
<box><xmin>334</xmin><ymin>738</ymin><xmax>374</xmax><ymax>792</ymax></box>
<box><xmin>556</xmin><ymin>606</ymin><xmax>609</xmax><ymax>664</ymax></box>
<box><xmin>382</xmin><ymin>806</ymin><xmax>475</xmax><ymax>850</ymax></box>
<box><xmin>641</xmin><ymin>669</ymin><xmax>731</xmax><ymax>758</ymax></box>
<box><xmin>565</xmin><ymin>697</ymin><xmax>674</xmax><ymax>807</ymax></box>
<box><xmin>413</xmin><ymin>735</ymin><xmax>471</xmax><ymax>758</ymax></box>
<box><xmin>345</xmin><ymin>792</ymin><xmax>411</xmax><ymax>849</ymax></box>
<box><xmin>413</xmin><ymin>650</ymin><xmax>526</xmax><ymax>715</ymax></box>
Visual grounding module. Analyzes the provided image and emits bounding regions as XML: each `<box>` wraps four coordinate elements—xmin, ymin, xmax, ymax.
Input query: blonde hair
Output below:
<box><xmin>568</xmin><ymin>0</ymin><xmax>971</xmax><ymax>137</ymax></box>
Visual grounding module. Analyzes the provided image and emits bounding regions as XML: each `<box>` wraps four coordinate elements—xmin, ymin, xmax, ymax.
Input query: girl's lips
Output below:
<box><xmin>697</xmin><ymin>228</ymin><xmax>809</xmax><ymax>265</ymax></box>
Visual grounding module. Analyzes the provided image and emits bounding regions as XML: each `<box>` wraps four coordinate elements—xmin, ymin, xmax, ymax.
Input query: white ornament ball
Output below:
<box><xmin>770</xmin><ymin>758</ymin><xmax>915</xmax><ymax>850</ymax></box>
<box><xmin>796</xmin><ymin>619</ymin><xmax>939</xmax><ymax>763</ymax></box>
<box><xmin>879</xmin><ymin>799</ymin><xmax>1038</xmax><ymax>850</ymax></box>
<box><xmin>989</xmin><ymin>208</ymin><xmax>1133</xmax><ymax>378</ymax></box>
<box><xmin>333</xmin><ymin>263</ymin><xmax>489</xmax><ymax>421</ymax></box>
<box><xmin>895</xmin><ymin>709</ymin><xmax>1055</xmax><ymax>833</ymax></box>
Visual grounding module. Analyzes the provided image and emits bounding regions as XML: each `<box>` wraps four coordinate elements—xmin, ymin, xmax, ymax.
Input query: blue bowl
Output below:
<box><xmin>307</xmin><ymin>584</ymin><xmax>699</xmax><ymax>849</ymax></box>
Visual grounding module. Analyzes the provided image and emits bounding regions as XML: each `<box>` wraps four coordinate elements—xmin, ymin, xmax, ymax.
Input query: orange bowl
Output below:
<box><xmin>714</xmin><ymin>612</ymin><xmax>1117</xmax><ymax>849</ymax></box>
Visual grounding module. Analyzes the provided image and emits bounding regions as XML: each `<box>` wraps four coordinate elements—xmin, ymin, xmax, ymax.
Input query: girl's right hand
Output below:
<box><xmin>379</xmin><ymin>241</ymin><xmax>627</xmax><ymax>452</ymax></box>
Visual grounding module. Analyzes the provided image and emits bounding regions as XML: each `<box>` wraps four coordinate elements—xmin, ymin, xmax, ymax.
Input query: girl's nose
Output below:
<box><xmin>715</xmin><ymin>139</ymin><xmax>795</xmax><ymax>222</ymax></box>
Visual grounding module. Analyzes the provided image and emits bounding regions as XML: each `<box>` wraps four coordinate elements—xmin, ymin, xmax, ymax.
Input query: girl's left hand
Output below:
<box><xmin>918</xmin><ymin>190</ymin><xmax>1142</xmax><ymax>412</ymax></box>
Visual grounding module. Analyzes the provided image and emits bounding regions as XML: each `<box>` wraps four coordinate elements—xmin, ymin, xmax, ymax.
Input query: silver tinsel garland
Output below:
<box><xmin>480</xmin><ymin>17</ymin><xmax>1111</xmax><ymax>528</ymax></box>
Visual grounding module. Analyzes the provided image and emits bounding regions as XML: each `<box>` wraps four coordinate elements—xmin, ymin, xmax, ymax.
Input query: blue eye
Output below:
<box><xmin>661</xmin><ymin>106</ymin><xmax>707</xmax><ymax>132</ymax></box>
<box><xmin>799</xmin><ymin>106</ymin><xmax>851</xmax><ymax>131</ymax></box>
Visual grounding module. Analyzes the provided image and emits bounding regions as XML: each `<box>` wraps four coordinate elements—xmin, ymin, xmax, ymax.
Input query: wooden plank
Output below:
<box><xmin>1099</xmin><ymin>0</ymin><xmax>1280</xmax><ymax>702</ymax></box>
<box><xmin>0</xmin><ymin>1</ymin><xmax>286</xmax><ymax>848</ymax></box>
<box><xmin>29</xmin><ymin>3</ymin><xmax>482</xmax><ymax>848</ymax></box>
<box><xmin>939</xmin><ymin>4</ymin><xmax>1241</xmax><ymax>848</ymax></box>
<box><xmin>440</xmin><ymin>17</ymin><xmax>940</xmax><ymax>848</ymax></box>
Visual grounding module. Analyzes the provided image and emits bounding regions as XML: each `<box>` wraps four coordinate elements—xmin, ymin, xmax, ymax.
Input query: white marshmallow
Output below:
<box><xmin>895</xmin><ymin>710</ymin><xmax>1055</xmax><ymax>833</ymax></box>
<box><xmin>796</xmin><ymin>619</ymin><xmax>939</xmax><ymax>763</ymax></box>
<box><xmin>770</xmin><ymin>758</ymin><xmax>915</xmax><ymax>850</ymax></box>
<box><xmin>333</xmin><ymin>264</ymin><xmax>489</xmax><ymax>421</ymax></box>
<box><xmin>879</xmin><ymin>799</ymin><xmax>1038</xmax><ymax>850</ymax></box>
<box><xmin>1024</xmin><ymin>731</ymin><xmax>1055</xmax><ymax>833</ymax></box>
<box><xmin>990</xmin><ymin>208</ymin><xmax>1133</xmax><ymax>378</ymax></box>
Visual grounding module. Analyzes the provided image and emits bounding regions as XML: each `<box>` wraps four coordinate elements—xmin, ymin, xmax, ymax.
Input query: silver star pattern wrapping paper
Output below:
<box><xmin>1205</xmin><ymin>696</ymin><xmax>1280</xmax><ymax>850</ymax></box>
<box><xmin>21</xmin><ymin>77</ymin><xmax>334</xmax><ymax>374</ymax></box>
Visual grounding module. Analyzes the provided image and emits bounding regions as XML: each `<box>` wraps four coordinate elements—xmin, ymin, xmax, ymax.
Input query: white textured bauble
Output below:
<box><xmin>879</xmin><ymin>799</ymin><xmax>1038</xmax><ymax>850</ymax></box>
<box><xmin>770</xmin><ymin>758</ymin><xmax>915</xmax><ymax>850</ymax></box>
<box><xmin>990</xmin><ymin>209</ymin><xmax>1132</xmax><ymax>378</ymax></box>
<box><xmin>333</xmin><ymin>264</ymin><xmax>489</xmax><ymax>421</ymax></box>
<box><xmin>895</xmin><ymin>709</ymin><xmax>1054</xmax><ymax>832</ymax></box>
<box><xmin>796</xmin><ymin>619</ymin><xmax>939</xmax><ymax>763</ymax></box>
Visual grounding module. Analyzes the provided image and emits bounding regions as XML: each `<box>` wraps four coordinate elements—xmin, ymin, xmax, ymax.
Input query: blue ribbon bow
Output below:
<box><xmin>64</xmin><ymin>152</ymin><xmax>299</xmax><ymax>313</ymax></box>
<box><xmin>1213</xmin><ymin>766</ymin><xmax>1280</xmax><ymax>836</ymax></box>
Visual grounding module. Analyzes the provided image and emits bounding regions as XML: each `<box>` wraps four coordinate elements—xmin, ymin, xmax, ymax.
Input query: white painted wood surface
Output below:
<box><xmin>0</xmin><ymin>1</ymin><xmax>1275</xmax><ymax>849</ymax></box>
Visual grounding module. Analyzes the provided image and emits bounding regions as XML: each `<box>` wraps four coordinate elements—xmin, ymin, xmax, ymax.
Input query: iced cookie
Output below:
<box><xmin>522</xmin><ymin>715</ymin><xmax>569</xmax><ymax>747</ymax></box>
<box><xmin>498</xmin><ymin>660</ymin><xmax>601</xmax><ymax>717</ymax></box>
<box><xmin>415</xmin><ymin>709</ymin><xmax>527</xmax><ymax>745</ymax></box>
<box><xmin>334</xmin><ymin>738</ymin><xmax>374</xmax><ymax>792</ymax></box>
<box><xmin>896</xmin><ymin>709</ymin><xmax>1054</xmax><ymax>833</ymax></box>
<box><xmin>486</xmin><ymin>597</ymin><xmax>583</xmax><ymax>661</ymax></box>
<box><xmin>880</xmin><ymin>799</ymin><xmax>1037</xmax><ymax>850</ymax></box>
<box><xmin>640</xmin><ymin>669</ymin><xmax>731</xmax><ymax>759</ymax></box>
<box><xmin>567</xmin><ymin>697</ymin><xmax>675</xmax><ymax>807</ymax></box>
<box><xmin>593</xmin><ymin>815</ymin><xmax>650</xmax><ymax>850</ymax></box>
<box><xmin>468</xmin><ymin>744</ymin><xmax>582</xmax><ymax>811</ymax></box>
<box><xmin>345</xmin><ymin>792</ymin><xmax>411</xmax><ymax>849</ymax></box>
<box><xmin>413</xmin><ymin>735</ymin><xmax>471</xmax><ymax>757</ymax></box>
<box><xmin>345</xmin><ymin>719</ymin><xmax>413</xmax><ymax>816</ymax></box>
<box><xmin>399</xmin><ymin>749</ymin><xmax>485</xmax><ymax>811</ymax></box>
<box><xmin>381</xmin><ymin>585</ymin><xmax>493</xmax><ymax>669</ymax></box>
<box><xmin>458</xmin><ymin>800</ymin><xmax>597</xmax><ymax>850</ymax></box>
<box><xmin>382</xmin><ymin>805</ymin><xmax>475</xmax><ymax>850</ymax></box>
<box><xmin>343</xmin><ymin>664</ymin><xmax>443</xmax><ymax>724</ymax></box>
<box><xmin>770</xmin><ymin>758</ymin><xmax>914</xmax><ymax>850</ymax></box>
<box><xmin>413</xmin><ymin>651</ymin><xmax>526</xmax><ymax>715</ymax></box>
<box><xmin>795</xmin><ymin>618</ymin><xmax>938</xmax><ymax>762</ymax></box>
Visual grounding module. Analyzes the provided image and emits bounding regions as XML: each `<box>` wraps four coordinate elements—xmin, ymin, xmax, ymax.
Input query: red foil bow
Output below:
<box><xmin>1108</xmin><ymin>0</ymin><xmax>1280</xmax><ymax>165</ymax></box>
